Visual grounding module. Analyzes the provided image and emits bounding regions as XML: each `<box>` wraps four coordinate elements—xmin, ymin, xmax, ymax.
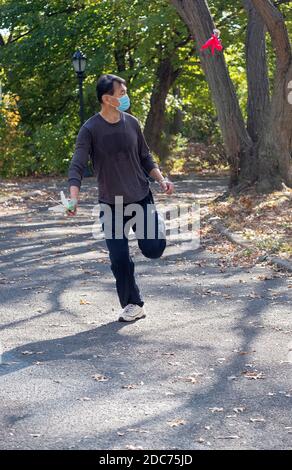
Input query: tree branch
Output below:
<box><xmin>9</xmin><ymin>28</ymin><xmax>35</xmax><ymax>44</ymax></box>
<box><xmin>251</xmin><ymin>0</ymin><xmax>291</xmax><ymax>71</ymax></box>
<box><xmin>174</xmin><ymin>34</ymin><xmax>192</xmax><ymax>49</ymax></box>
<box><xmin>44</xmin><ymin>6</ymin><xmax>84</xmax><ymax>17</ymax></box>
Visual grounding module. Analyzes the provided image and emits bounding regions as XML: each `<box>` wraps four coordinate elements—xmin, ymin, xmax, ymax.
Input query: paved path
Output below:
<box><xmin>0</xmin><ymin>176</ymin><xmax>291</xmax><ymax>450</ymax></box>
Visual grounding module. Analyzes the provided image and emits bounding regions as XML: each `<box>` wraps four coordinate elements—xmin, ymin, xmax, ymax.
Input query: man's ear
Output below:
<box><xmin>103</xmin><ymin>94</ymin><xmax>119</xmax><ymax>107</ymax></box>
<box><xmin>102</xmin><ymin>94</ymin><xmax>109</xmax><ymax>105</ymax></box>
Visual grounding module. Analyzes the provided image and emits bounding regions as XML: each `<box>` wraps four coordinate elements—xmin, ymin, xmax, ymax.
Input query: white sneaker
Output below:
<box><xmin>118</xmin><ymin>304</ymin><xmax>146</xmax><ymax>322</ymax></box>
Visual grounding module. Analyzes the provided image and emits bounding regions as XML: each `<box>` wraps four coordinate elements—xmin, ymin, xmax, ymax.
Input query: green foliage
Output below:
<box><xmin>0</xmin><ymin>0</ymin><xmax>290</xmax><ymax>177</ymax></box>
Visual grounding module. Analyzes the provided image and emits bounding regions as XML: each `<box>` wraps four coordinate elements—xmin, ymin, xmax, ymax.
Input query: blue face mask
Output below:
<box><xmin>117</xmin><ymin>94</ymin><xmax>130</xmax><ymax>111</ymax></box>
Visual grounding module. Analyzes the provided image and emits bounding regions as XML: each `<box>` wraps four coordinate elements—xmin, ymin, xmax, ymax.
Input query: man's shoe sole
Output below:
<box><xmin>118</xmin><ymin>313</ymin><xmax>146</xmax><ymax>322</ymax></box>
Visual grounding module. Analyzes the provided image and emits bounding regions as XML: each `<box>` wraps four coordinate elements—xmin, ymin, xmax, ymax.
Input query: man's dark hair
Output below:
<box><xmin>96</xmin><ymin>74</ymin><xmax>126</xmax><ymax>104</ymax></box>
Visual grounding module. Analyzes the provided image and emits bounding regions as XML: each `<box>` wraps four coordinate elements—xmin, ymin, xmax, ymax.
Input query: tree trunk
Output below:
<box><xmin>243</xmin><ymin>0</ymin><xmax>270</xmax><ymax>143</ymax></box>
<box><xmin>114</xmin><ymin>47</ymin><xmax>126</xmax><ymax>73</ymax></box>
<box><xmin>171</xmin><ymin>0</ymin><xmax>254</xmax><ymax>188</ymax></box>
<box><xmin>170</xmin><ymin>86</ymin><xmax>184</xmax><ymax>135</ymax></box>
<box><xmin>256</xmin><ymin>61</ymin><xmax>292</xmax><ymax>191</ymax></box>
<box><xmin>251</xmin><ymin>0</ymin><xmax>292</xmax><ymax>191</ymax></box>
<box><xmin>144</xmin><ymin>56</ymin><xmax>180</xmax><ymax>160</ymax></box>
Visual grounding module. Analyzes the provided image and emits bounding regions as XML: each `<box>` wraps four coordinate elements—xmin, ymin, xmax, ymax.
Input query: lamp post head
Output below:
<box><xmin>72</xmin><ymin>50</ymin><xmax>87</xmax><ymax>75</ymax></box>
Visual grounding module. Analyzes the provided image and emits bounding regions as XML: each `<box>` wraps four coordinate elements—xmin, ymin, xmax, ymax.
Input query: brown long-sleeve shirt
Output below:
<box><xmin>68</xmin><ymin>110</ymin><xmax>159</xmax><ymax>204</ymax></box>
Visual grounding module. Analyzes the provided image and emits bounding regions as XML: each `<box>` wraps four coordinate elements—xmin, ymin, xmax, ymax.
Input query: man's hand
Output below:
<box><xmin>159</xmin><ymin>178</ymin><xmax>174</xmax><ymax>195</ymax></box>
<box><xmin>67</xmin><ymin>185</ymin><xmax>80</xmax><ymax>217</ymax></box>
<box><xmin>66</xmin><ymin>198</ymin><xmax>78</xmax><ymax>217</ymax></box>
<box><xmin>149</xmin><ymin>169</ymin><xmax>174</xmax><ymax>195</ymax></box>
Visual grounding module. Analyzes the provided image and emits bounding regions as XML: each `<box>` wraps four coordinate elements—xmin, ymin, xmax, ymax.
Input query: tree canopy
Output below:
<box><xmin>0</xmin><ymin>0</ymin><xmax>291</xmax><ymax>192</ymax></box>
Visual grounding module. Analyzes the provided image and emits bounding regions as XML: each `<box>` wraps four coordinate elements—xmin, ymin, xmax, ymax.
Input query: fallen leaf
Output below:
<box><xmin>257</xmin><ymin>275</ymin><xmax>273</xmax><ymax>281</ymax></box>
<box><xmin>233</xmin><ymin>407</ymin><xmax>246</xmax><ymax>413</ymax></box>
<box><xmin>185</xmin><ymin>376</ymin><xmax>199</xmax><ymax>384</ymax></box>
<box><xmin>121</xmin><ymin>382</ymin><xmax>144</xmax><ymax>389</ymax></box>
<box><xmin>167</xmin><ymin>419</ymin><xmax>186</xmax><ymax>427</ymax></box>
<box><xmin>242</xmin><ymin>371</ymin><xmax>265</xmax><ymax>380</ymax></box>
<box><xmin>92</xmin><ymin>374</ymin><xmax>109</xmax><ymax>382</ymax></box>
<box><xmin>209</xmin><ymin>407</ymin><xmax>224</xmax><ymax>413</ymax></box>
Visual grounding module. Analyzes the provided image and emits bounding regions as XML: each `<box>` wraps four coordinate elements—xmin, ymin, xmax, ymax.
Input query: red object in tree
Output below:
<box><xmin>200</xmin><ymin>33</ymin><xmax>223</xmax><ymax>55</ymax></box>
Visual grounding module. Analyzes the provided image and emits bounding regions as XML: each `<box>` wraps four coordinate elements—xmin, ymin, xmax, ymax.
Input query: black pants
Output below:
<box><xmin>98</xmin><ymin>188</ymin><xmax>166</xmax><ymax>308</ymax></box>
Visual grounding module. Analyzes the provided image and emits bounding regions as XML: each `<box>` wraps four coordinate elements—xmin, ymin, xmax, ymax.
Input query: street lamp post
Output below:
<box><xmin>72</xmin><ymin>50</ymin><xmax>92</xmax><ymax>176</ymax></box>
<box><xmin>72</xmin><ymin>50</ymin><xmax>86</xmax><ymax>126</ymax></box>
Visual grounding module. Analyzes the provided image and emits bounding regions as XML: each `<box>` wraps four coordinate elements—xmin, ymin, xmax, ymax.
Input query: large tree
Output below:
<box><xmin>143</xmin><ymin>38</ymin><xmax>192</xmax><ymax>160</ymax></box>
<box><xmin>171</xmin><ymin>0</ymin><xmax>292</xmax><ymax>192</ymax></box>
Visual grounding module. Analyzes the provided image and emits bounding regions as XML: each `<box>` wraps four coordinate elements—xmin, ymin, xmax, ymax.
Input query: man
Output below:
<box><xmin>67</xmin><ymin>73</ymin><xmax>174</xmax><ymax>322</ymax></box>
